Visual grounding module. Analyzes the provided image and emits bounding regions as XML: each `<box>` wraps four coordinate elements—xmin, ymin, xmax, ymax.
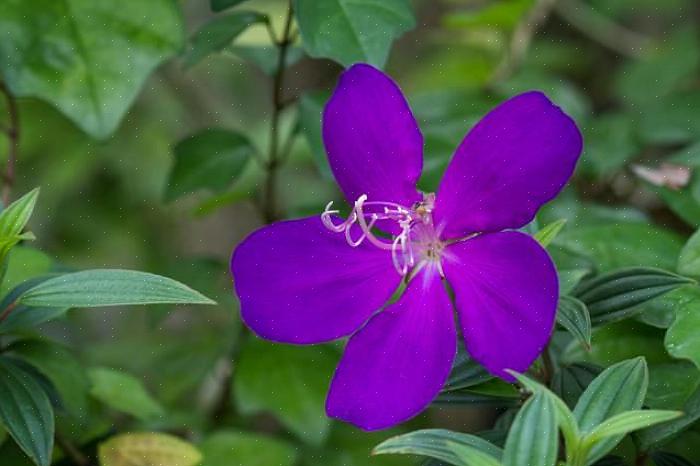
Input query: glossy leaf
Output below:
<box><xmin>447</xmin><ymin>442</ymin><xmax>501</xmax><ymax>466</ymax></box>
<box><xmin>234</xmin><ymin>339</ymin><xmax>337</xmax><ymax>445</ymax></box>
<box><xmin>210</xmin><ymin>0</ymin><xmax>250</xmax><ymax>12</ymax></box>
<box><xmin>503</xmin><ymin>391</ymin><xmax>558</xmax><ymax>466</ymax></box>
<box><xmin>573</xmin><ymin>267</ymin><xmax>693</xmax><ymax>325</ymax></box>
<box><xmin>373</xmin><ymin>429</ymin><xmax>503</xmax><ymax>465</ymax></box>
<box><xmin>293</xmin><ymin>0</ymin><xmax>415</xmax><ymax>68</ymax></box>
<box><xmin>534</xmin><ymin>219</ymin><xmax>567</xmax><ymax>247</ymax></box>
<box><xmin>0</xmin><ymin>356</ymin><xmax>54</xmax><ymax>466</ymax></box>
<box><xmin>184</xmin><ymin>11</ymin><xmax>267</xmax><ymax>67</ymax></box>
<box><xmin>199</xmin><ymin>431</ymin><xmax>298</xmax><ymax>466</ymax></box>
<box><xmin>0</xmin><ymin>0</ymin><xmax>184</xmax><ymax>138</ymax></box>
<box><xmin>18</xmin><ymin>269</ymin><xmax>215</xmax><ymax>308</ymax></box>
<box><xmin>166</xmin><ymin>129</ymin><xmax>255</xmax><ymax>201</ymax></box>
<box><xmin>88</xmin><ymin>367</ymin><xmax>164</xmax><ymax>420</ymax></box>
<box><xmin>99</xmin><ymin>432</ymin><xmax>202</xmax><ymax>466</ymax></box>
<box><xmin>557</xmin><ymin>295</ymin><xmax>592</xmax><ymax>348</ymax></box>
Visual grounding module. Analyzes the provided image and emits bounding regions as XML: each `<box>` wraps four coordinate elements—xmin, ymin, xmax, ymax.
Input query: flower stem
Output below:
<box><xmin>0</xmin><ymin>81</ymin><xmax>19</xmax><ymax>206</ymax></box>
<box><xmin>0</xmin><ymin>300</ymin><xmax>17</xmax><ymax>325</ymax></box>
<box><xmin>263</xmin><ymin>2</ymin><xmax>295</xmax><ymax>223</ymax></box>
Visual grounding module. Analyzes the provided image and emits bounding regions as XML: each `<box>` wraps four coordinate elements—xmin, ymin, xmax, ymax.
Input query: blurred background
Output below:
<box><xmin>1</xmin><ymin>0</ymin><xmax>700</xmax><ymax>464</ymax></box>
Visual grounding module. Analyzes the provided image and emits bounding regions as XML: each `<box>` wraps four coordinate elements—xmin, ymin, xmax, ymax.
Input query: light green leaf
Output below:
<box><xmin>0</xmin><ymin>356</ymin><xmax>54</xmax><ymax>466</ymax></box>
<box><xmin>503</xmin><ymin>391</ymin><xmax>558</xmax><ymax>466</ymax></box>
<box><xmin>373</xmin><ymin>429</ymin><xmax>503</xmax><ymax>466</ymax></box>
<box><xmin>678</xmin><ymin>227</ymin><xmax>700</xmax><ymax>278</ymax></box>
<box><xmin>199</xmin><ymin>431</ymin><xmax>298</xmax><ymax>466</ymax></box>
<box><xmin>447</xmin><ymin>442</ymin><xmax>502</xmax><ymax>466</ymax></box>
<box><xmin>166</xmin><ymin>129</ymin><xmax>255</xmax><ymax>202</ymax></box>
<box><xmin>18</xmin><ymin>269</ymin><xmax>215</xmax><ymax>308</ymax></box>
<box><xmin>0</xmin><ymin>0</ymin><xmax>184</xmax><ymax>139</ymax></box>
<box><xmin>573</xmin><ymin>358</ymin><xmax>648</xmax><ymax>464</ymax></box>
<box><xmin>293</xmin><ymin>0</ymin><xmax>415</xmax><ymax>68</ymax></box>
<box><xmin>573</xmin><ymin>267</ymin><xmax>693</xmax><ymax>325</ymax></box>
<box><xmin>535</xmin><ymin>219</ymin><xmax>567</xmax><ymax>247</ymax></box>
<box><xmin>99</xmin><ymin>432</ymin><xmax>201</xmax><ymax>466</ymax></box>
<box><xmin>0</xmin><ymin>247</ymin><xmax>53</xmax><ymax>298</ymax></box>
<box><xmin>234</xmin><ymin>338</ymin><xmax>337</xmax><ymax>445</ymax></box>
<box><xmin>665</xmin><ymin>286</ymin><xmax>700</xmax><ymax>369</ymax></box>
<box><xmin>557</xmin><ymin>295</ymin><xmax>592</xmax><ymax>348</ymax></box>
<box><xmin>210</xmin><ymin>0</ymin><xmax>250</xmax><ymax>12</ymax></box>
<box><xmin>584</xmin><ymin>410</ymin><xmax>681</xmax><ymax>445</ymax></box>
<box><xmin>184</xmin><ymin>11</ymin><xmax>267</xmax><ymax>67</ymax></box>
<box><xmin>88</xmin><ymin>367</ymin><xmax>164</xmax><ymax>420</ymax></box>
<box><xmin>0</xmin><ymin>189</ymin><xmax>38</xmax><ymax>240</ymax></box>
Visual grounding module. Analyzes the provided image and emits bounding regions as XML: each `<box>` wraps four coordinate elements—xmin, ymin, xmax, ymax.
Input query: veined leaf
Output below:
<box><xmin>584</xmin><ymin>410</ymin><xmax>681</xmax><ymax>444</ymax></box>
<box><xmin>557</xmin><ymin>295</ymin><xmax>592</xmax><ymax>348</ymax></box>
<box><xmin>535</xmin><ymin>219</ymin><xmax>567</xmax><ymax>247</ymax></box>
<box><xmin>503</xmin><ymin>391</ymin><xmax>558</xmax><ymax>466</ymax></box>
<box><xmin>447</xmin><ymin>442</ymin><xmax>502</xmax><ymax>466</ymax></box>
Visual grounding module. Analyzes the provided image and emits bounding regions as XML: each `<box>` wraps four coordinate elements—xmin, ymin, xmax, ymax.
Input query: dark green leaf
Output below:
<box><xmin>18</xmin><ymin>269</ymin><xmax>215</xmax><ymax>308</ymax></box>
<box><xmin>443</xmin><ymin>344</ymin><xmax>492</xmax><ymax>392</ymax></box>
<box><xmin>234</xmin><ymin>339</ymin><xmax>337</xmax><ymax>445</ymax></box>
<box><xmin>88</xmin><ymin>367</ymin><xmax>164</xmax><ymax>420</ymax></box>
<box><xmin>0</xmin><ymin>356</ymin><xmax>53</xmax><ymax>466</ymax></box>
<box><xmin>293</xmin><ymin>0</ymin><xmax>415</xmax><ymax>68</ymax></box>
<box><xmin>373</xmin><ymin>429</ymin><xmax>503</xmax><ymax>466</ymax></box>
<box><xmin>579</xmin><ymin>114</ymin><xmax>639</xmax><ymax>178</ymax></box>
<box><xmin>639</xmin><ymin>91</ymin><xmax>700</xmax><ymax>145</ymax></box>
<box><xmin>199</xmin><ymin>431</ymin><xmax>298</xmax><ymax>466</ymax></box>
<box><xmin>557</xmin><ymin>295</ymin><xmax>592</xmax><ymax>348</ymax></box>
<box><xmin>639</xmin><ymin>385</ymin><xmax>700</xmax><ymax>450</ymax></box>
<box><xmin>664</xmin><ymin>287</ymin><xmax>700</xmax><ymax>369</ymax></box>
<box><xmin>166</xmin><ymin>129</ymin><xmax>255</xmax><ymax>201</ymax></box>
<box><xmin>0</xmin><ymin>0</ymin><xmax>184</xmax><ymax>138</ymax></box>
<box><xmin>0</xmin><ymin>276</ymin><xmax>68</xmax><ymax>333</ymax></box>
<box><xmin>651</xmin><ymin>451</ymin><xmax>697</xmax><ymax>466</ymax></box>
<box><xmin>573</xmin><ymin>267</ymin><xmax>693</xmax><ymax>325</ymax></box>
<box><xmin>184</xmin><ymin>11</ymin><xmax>267</xmax><ymax>67</ymax></box>
<box><xmin>679</xmin><ymin>228</ymin><xmax>700</xmax><ymax>278</ymax></box>
<box><xmin>503</xmin><ymin>391</ymin><xmax>558</xmax><ymax>466</ymax></box>
<box><xmin>551</xmin><ymin>363</ymin><xmax>602</xmax><ymax>409</ymax></box>
<box><xmin>210</xmin><ymin>0</ymin><xmax>250</xmax><ymax>12</ymax></box>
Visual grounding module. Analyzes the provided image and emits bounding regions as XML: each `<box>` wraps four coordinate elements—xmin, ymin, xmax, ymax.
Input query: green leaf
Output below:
<box><xmin>578</xmin><ymin>114</ymin><xmax>639</xmax><ymax>178</ymax></box>
<box><xmin>534</xmin><ymin>219</ymin><xmax>567</xmax><ymax>247</ymax></box>
<box><xmin>0</xmin><ymin>0</ymin><xmax>184</xmax><ymax>139</ymax></box>
<box><xmin>166</xmin><ymin>129</ymin><xmax>255</xmax><ymax>202</ymax></box>
<box><xmin>503</xmin><ymin>391</ymin><xmax>558</xmax><ymax>466</ymax></box>
<box><xmin>99</xmin><ymin>432</ymin><xmax>202</xmax><ymax>466</ymax></box>
<box><xmin>0</xmin><ymin>356</ymin><xmax>54</xmax><ymax>466</ymax></box>
<box><xmin>199</xmin><ymin>431</ymin><xmax>298</xmax><ymax>466</ymax></box>
<box><xmin>299</xmin><ymin>92</ymin><xmax>333</xmax><ymax>179</ymax></box>
<box><xmin>443</xmin><ymin>345</ymin><xmax>492</xmax><ymax>392</ymax></box>
<box><xmin>88</xmin><ymin>367</ymin><xmax>164</xmax><ymax>420</ymax></box>
<box><xmin>573</xmin><ymin>267</ymin><xmax>693</xmax><ymax>325</ymax></box>
<box><xmin>447</xmin><ymin>442</ymin><xmax>502</xmax><ymax>466</ymax></box>
<box><xmin>0</xmin><ymin>189</ymin><xmax>39</xmax><ymax>267</ymax></box>
<box><xmin>573</xmin><ymin>358</ymin><xmax>648</xmax><ymax>464</ymax></box>
<box><xmin>557</xmin><ymin>295</ymin><xmax>592</xmax><ymax>348</ymax></box>
<box><xmin>639</xmin><ymin>91</ymin><xmax>700</xmax><ymax>145</ymax></box>
<box><xmin>234</xmin><ymin>338</ymin><xmax>337</xmax><ymax>445</ymax></box>
<box><xmin>293</xmin><ymin>0</ymin><xmax>415</xmax><ymax>68</ymax></box>
<box><xmin>651</xmin><ymin>451</ymin><xmax>697</xmax><ymax>466</ymax></box>
<box><xmin>678</xmin><ymin>227</ymin><xmax>700</xmax><ymax>278</ymax></box>
<box><xmin>0</xmin><ymin>277</ymin><xmax>69</xmax><ymax>333</ymax></box>
<box><xmin>184</xmin><ymin>11</ymin><xmax>267</xmax><ymax>67</ymax></box>
<box><xmin>0</xmin><ymin>247</ymin><xmax>53</xmax><ymax>298</ymax></box>
<box><xmin>584</xmin><ymin>410</ymin><xmax>681</xmax><ymax>444</ymax></box>
<box><xmin>551</xmin><ymin>363</ymin><xmax>601</xmax><ymax>409</ymax></box>
<box><xmin>665</xmin><ymin>286</ymin><xmax>700</xmax><ymax>369</ymax></box>
<box><xmin>373</xmin><ymin>429</ymin><xmax>503</xmax><ymax>466</ymax></box>
<box><xmin>227</xmin><ymin>45</ymin><xmax>305</xmax><ymax>75</ymax></box>
<box><xmin>639</xmin><ymin>385</ymin><xmax>700</xmax><ymax>450</ymax></box>
<box><xmin>7</xmin><ymin>340</ymin><xmax>89</xmax><ymax>419</ymax></box>
<box><xmin>210</xmin><ymin>0</ymin><xmax>250</xmax><ymax>12</ymax></box>
<box><xmin>18</xmin><ymin>269</ymin><xmax>215</xmax><ymax>308</ymax></box>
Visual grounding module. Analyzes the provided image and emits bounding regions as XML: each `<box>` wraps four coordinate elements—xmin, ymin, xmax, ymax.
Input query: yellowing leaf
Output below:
<box><xmin>99</xmin><ymin>432</ymin><xmax>202</xmax><ymax>466</ymax></box>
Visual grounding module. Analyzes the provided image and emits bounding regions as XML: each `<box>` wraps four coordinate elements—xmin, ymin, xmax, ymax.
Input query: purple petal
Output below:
<box><xmin>443</xmin><ymin>231</ymin><xmax>558</xmax><ymax>381</ymax></box>
<box><xmin>323</xmin><ymin>63</ymin><xmax>423</xmax><ymax>209</ymax></box>
<box><xmin>326</xmin><ymin>270</ymin><xmax>456</xmax><ymax>430</ymax></box>
<box><xmin>231</xmin><ymin>216</ymin><xmax>401</xmax><ymax>344</ymax></box>
<box><xmin>433</xmin><ymin>91</ymin><xmax>583</xmax><ymax>238</ymax></box>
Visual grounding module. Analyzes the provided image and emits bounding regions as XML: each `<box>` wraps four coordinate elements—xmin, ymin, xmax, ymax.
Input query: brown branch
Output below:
<box><xmin>0</xmin><ymin>82</ymin><xmax>19</xmax><ymax>206</ymax></box>
<box><xmin>55</xmin><ymin>431</ymin><xmax>91</xmax><ymax>466</ymax></box>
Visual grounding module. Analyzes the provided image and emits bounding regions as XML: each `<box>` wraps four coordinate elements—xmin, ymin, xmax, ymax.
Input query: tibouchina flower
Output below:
<box><xmin>231</xmin><ymin>64</ymin><xmax>583</xmax><ymax>431</ymax></box>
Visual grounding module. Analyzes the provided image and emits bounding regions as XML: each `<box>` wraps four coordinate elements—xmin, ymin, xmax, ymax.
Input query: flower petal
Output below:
<box><xmin>326</xmin><ymin>270</ymin><xmax>456</xmax><ymax>430</ymax></box>
<box><xmin>323</xmin><ymin>63</ymin><xmax>423</xmax><ymax>209</ymax></box>
<box><xmin>231</xmin><ymin>216</ymin><xmax>401</xmax><ymax>344</ymax></box>
<box><xmin>433</xmin><ymin>91</ymin><xmax>583</xmax><ymax>238</ymax></box>
<box><xmin>443</xmin><ymin>231</ymin><xmax>558</xmax><ymax>381</ymax></box>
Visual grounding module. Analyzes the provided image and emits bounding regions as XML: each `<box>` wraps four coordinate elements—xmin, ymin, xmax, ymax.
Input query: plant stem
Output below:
<box><xmin>55</xmin><ymin>431</ymin><xmax>91</xmax><ymax>466</ymax></box>
<box><xmin>0</xmin><ymin>82</ymin><xmax>19</xmax><ymax>206</ymax></box>
<box><xmin>262</xmin><ymin>1</ymin><xmax>294</xmax><ymax>223</ymax></box>
<box><xmin>0</xmin><ymin>300</ymin><xmax>17</xmax><ymax>324</ymax></box>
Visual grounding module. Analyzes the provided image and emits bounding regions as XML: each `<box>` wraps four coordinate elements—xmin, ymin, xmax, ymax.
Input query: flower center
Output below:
<box><xmin>321</xmin><ymin>192</ymin><xmax>446</xmax><ymax>277</ymax></box>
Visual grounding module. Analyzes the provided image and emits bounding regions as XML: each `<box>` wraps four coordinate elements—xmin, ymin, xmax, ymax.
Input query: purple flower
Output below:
<box><xmin>231</xmin><ymin>64</ymin><xmax>583</xmax><ymax>431</ymax></box>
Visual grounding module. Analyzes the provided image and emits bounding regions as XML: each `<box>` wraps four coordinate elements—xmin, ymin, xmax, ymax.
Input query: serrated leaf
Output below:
<box><xmin>0</xmin><ymin>356</ymin><xmax>54</xmax><ymax>466</ymax></box>
<box><xmin>293</xmin><ymin>0</ymin><xmax>415</xmax><ymax>68</ymax></box>
<box><xmin>447</xmin><ymin>442</ymin><xmax>502</xmax><ymax>466</ymax></box>
<box><xmin>17</xmin><ymin>269</ymin><xmax>215</xmax><ymax>308</ymax></box>
<box><xmin>557</xmin><ymin>295</ymin><xmax>592</xmax><ymax>348</ymax></box>
<box><xmin>573</xmin><ymin>358</ymin><xmax>648</xmax><ymax>464</ymax></box>
<box><xmin>373</xmin><ymin>429</ymin><xmax>503</xmax><ymax>465</ymax></box>
<box><xmin>573</xmin><ymin>267</ymin><xmax>693</xmax><ymax>325</ymax></box>
<box><xmin>535</xmin><ymin>219</ymin><xmax>567</xmax><ymax>247</ymax></box>
<box><xmin>199</xmin><ymin>431</ymin><xmax>298</xmax><ymax>466</ymax></box>
<box><xmin>0</xmin><ymin>0</ymin><xmax>184</xmax><ymax>139</ymax></box>
<box><xmin>99</xmin><ymin>432</ymin><xmax>201</xmax><ymax>466</ymax></box>
<box><xmin>166</xmin><ymin>129</ymin><xmax>255</xmax><ymax>202</ymax></box>
<box><xmin>210</xmin><ymin>0</ymin><xmax>250</xmax><ymax>12</ymax></box>
<box><xmin>184</xmin><ymin>11</ymin><xmax>267</xmax><ymax>67</ymax></box>
<box><xmin>503</xmin><ymin>391</ymin><xmax>558</xmax><ymax>466</ymax></box>
<box><xmin>88</xmin><ymin>367</ymin><xmax>164</xmax><ymax>420</ymax></box>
